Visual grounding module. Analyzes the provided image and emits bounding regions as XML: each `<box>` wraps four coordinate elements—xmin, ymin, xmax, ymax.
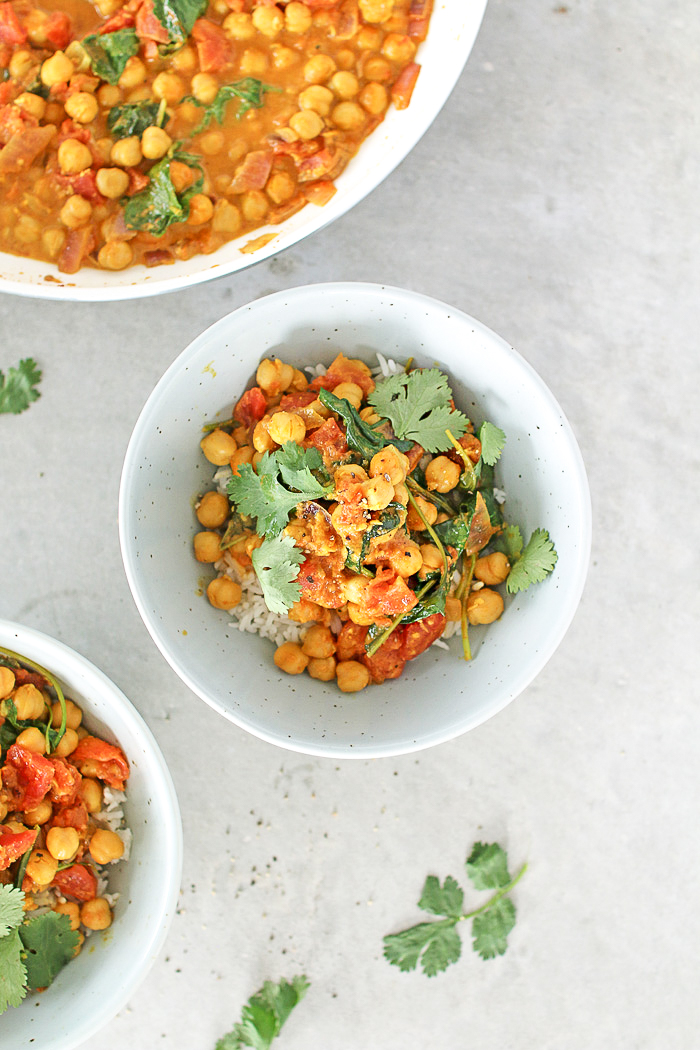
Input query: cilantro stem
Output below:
<box><xmin>14</xmin><ymin>842</ymin><xmax>32</xmax><ymax>889</ymax></box>
<box><xmin>201</xmin><ymin>416</ymin><xmax>240</xmax><ymax>433</ymax></box>
<box><xmin>456</xmin><ymin>554</ymin><xmax>476</xmax><ymax>661</ymax></box>
<box><xmin>406</xmin><ymin>490</ymin><xmax>448</xmax><ymax>579</ymax></box>
<box><xmin>365</xmin><ymin>578</ymin><xmax>434</xmax><ymax>658</ymax></box>
<box><xmin>458</xmin><ymin>862</ymin><xmax>528</xmax><ymax>921</ymax></box>
<box><xmin>446</xmin><ymin>429</ymin><xmax>477</xmax><ymax>489</ymax></box>
<box><xmin>0</xmin><ymin>646</ymin><xmax>66</xmax><ymax>749</ymax></box>
<box><xmin>405</xmin><ymin>475</ymin><xmax>453</xmax><ymax>514</ymax></box>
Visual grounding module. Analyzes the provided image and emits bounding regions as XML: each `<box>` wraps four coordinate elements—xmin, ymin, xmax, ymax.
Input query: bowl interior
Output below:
<box><xmin>120</xmin><ymin>283</ymin><xmax>591</xmax><ymax>757</ymax></box>
<box><xmin>0</xmin><ymin>621</ymin><xmax>182</xmax><ymax>1050</ymax></box>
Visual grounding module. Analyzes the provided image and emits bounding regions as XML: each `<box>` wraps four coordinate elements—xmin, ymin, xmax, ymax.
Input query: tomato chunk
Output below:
<box><xmin>363</xmin><ymin>632</ymin><xmax>405</xmax><ymax>684</ymax></box>
<box><xmin>52</xmin><ymin>863</ymin><xmax>97</xmax><ymax>901</ymax></box>
<box><xmin>49</xmin><ymin>756</ymin><xmax>82</xmax><ymax>805</ymax></box>
<box><xmin>2</xmin><ymin>745</ymin><xmax>53</xmax><ymax>812</ymax></box>
<box><xmin>70</xmin><ymin>736</ymin><xmax>129</xmax><ymax>790</ymax></box>
<box><xmin>0</xmin><ymin>2</ymin><xmax>27</xmax><ymax>45</ymax></box>
<box><xmin>45</xmin><ymin>11</ymin><xmax>71</xmax><ymax>49</ymax></box>
<box><xmin>0</xmin><ymin>827</ymin><xmax>37</xmax><ymax>871</ymax></box>
<box><xmin>191</xmin><ymin>18</ymin><xmax>230</xmax><ymax>72</ymax></box>
<box><xmin>234</xmin><ymin>385</ymin><xmax>267</xmax><ymax>427</ymax></box>
<box><xmin>400</xmin><ymin>613</ymin><xmax>446</xmax><ymax>661</ymax></box>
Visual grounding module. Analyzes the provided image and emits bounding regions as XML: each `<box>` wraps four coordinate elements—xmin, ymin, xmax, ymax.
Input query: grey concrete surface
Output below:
<box><xmin>2</xmin><ymin>0</ymin><xmax>700</xmax><ymax>1046</ymax></box>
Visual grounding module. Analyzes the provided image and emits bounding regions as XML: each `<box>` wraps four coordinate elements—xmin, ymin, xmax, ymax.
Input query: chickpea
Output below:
<box><xmin>13</xmin><ymin>215</ymin><xmax>41</xmax><ymax>244</ymax></box>
<box><xmin>110</xmin><ymin>136</ymin><xmax>142</xmax><ymax>168</ymax></box>
<box><xmin>251</xmin><ymin>418</ymin><xmax>275</xmax><ymax>453</ymax></box>
<box><xmin>141</xmin><ymin>125</ymin><xmax>172</xmax><ymax>160</ymax></box>
<box><xmin>474</xmin><ymin>552</ymin><xmax>511</xmax><ymax>586</ymax></box>
<box><xmin>95</xmin><ymin>0</ymin><xmax>122</xmax><ymax>14</ymax></box>
<box><xmin>46</xmin><ymin>826</ymin><xmax>79</xmax><ymax>862</ymax></box>
<box><xmin>271</xmin><ymin>45</ymin><xmax>298</xmax><ymax>70</ymax></box>
<box><xmin>207</xmin><ymin>576</ymin><xmax>243</xmax><ymax>610</ymax></box>
<box><xmin>332</xmin><ymin>101</ymin><xmax>366</xmax><ymax>131</ymax></box>
<box><xmin>358</xmin><ymin>0</ymin><xmax>394</xmax><ymax>23</ymax></box>
<box><xmin>170</xmin><ymin>45</ymin><xmax>197</xmax><ymax>73</ymax></box>
<box><xmin>425</xmin><ymin>456</ymin><xmax>461</xmax><ymax>493</ymax></box>
<box><xmin>291</xmin><ymin>368</ymin><xmax>309</xmax><ymax>391</ymax></box>
<box><xmin>0</xmin><ymin>666</ymin><xmax>15</xmax><ymax>699</ymax></box>
<box><xmin>359</xmin><ymin>81</ymin><xmax>388</xmax><ymax>115</ymax></box>
<box><xmin>266</xmin><ymin>171</ymin><xmax>296</xmax><ymax>204</ymax></box>
<box><xmin>49</xmin><ymin>698</ymin><xmax>81</xmax><ymax>730</ymax></box>
<box><xmin>98</xmin><ymin>241</ymin><xmax>133</xmax><ymax>271</ymax></box>
<box><xmin>14</xmin><ymin>683</ymin><xmax>45</xmax><ymax>720</ymax></box>
<box><xmin>285</xmin><ymin>1</ymin><xmax>311</xmax><ymax>32</ymax></box>
<box><xmin>57</xmin><ymin>139</ymin><xmax>92</xmax><ymax>176</ymax></box>
<box><xmin>361</xmin><ymin>475</ymin><xmax>394</xmax><ymax>511</ymax></box>
<box><xmin>466</xmin><ymin>588</ymin><xmax>504</xmax><ymax>625</ymax></box>
<box><xmin>369</xmin><ymin>446</ymin><xmax>409</xmax><ymax>486</ymax></box>
<box><xmin>336</xmin><ymin>660</ymin><xmax>370</xmax><ymax>692</ymax></box>
<box><xmin>390</xmin><ymin>541</ymin><xmax>423</xmax><ymax>577</ymax></box>
<box><xmin>359</xmin><ymin>406</ymin><xmax>381</xmax><ymax>425</ymax></box>
<box><xmin>241</xmin><ymin>189</ymin><xmax>269</xmax><ymax>222</ymax></box>
<box><xmin>289</xmin><ymin>109</ymin><xmax>324</xmax><ymax>140</ymax></box>
<box><xmin>363</xmin><ymin>55</ymin><xmax>392</xmax><ymax>81</ymax></box>
<box><xmin>302</xmin><ymin>624</ymin><xmax>336</xmax><ymax>659</ymax></box>
<box><xmin>418</xmin><ymin>544</ymin><xmax>443</xmax><ymax>573</ymax></box>
<box><xmin>445</xmin><ymin>595</ymin><xmax>462</xmax><ymax>622</ymax></box>
<box><xmin>118</xmin><ymin>55</ymin><xmax>147</xmax><ymax>90</ymax></box>
<box><xmin>9</xmin><ymin>50</ymin><xmax>35</xmax><ymax>80</ymax></box>
<box><xmin>256</xmin><ymin>358</ymin><xmax>295</xmax><ymax>395</ymax></box>
<box><xmin>406</xmin><ymin>494</ymin><xmax>437</xmax><ymax>530</ymax></box>
<box><xmin>16</xmin><ymin>727</ymin><xmax>47</xmax><ymax>754</ymax></box>
<box><xmin>24</xmin><ymin>799</ymin><xmax>53</xmax><ymax>825</ymax></box>
<box><xmin>223</xmin><ymin>11</ymin><xmax>255</xmax><ymax>39</ymax></box>
<box><xmin>211</xmin><ymin>199</ymin><xmax>242</xmax><ymax>235</ymax></box>
<box><xmin>329</xmin><ymin>71</ymin><xmax>359</xmax><ymax>99</ymax></box>
<box><xmin>26</xmin><ymin>848</ymin><xmax>58</xmax><ymax>887</ymax></box>
<box><xmin>347</xmin><ymin>603</ymin><xmax>375</xmax><ymax>626</ymax></box>
<box><xmin>196</xmin><ymin>491</ymin><xmax>229</xmax><ymax>528</ymax></box>
<box><xmin>153</xmin><ymin>71</ymin><xmax>184</xmax><ymax>104</ymax></box>
<box><xmin>382</xmin><ymin>33</ymin><xmax>416</xmax><ymax>63</ymax></box>
<box><xmin>393</xmin><ymin>481</ymin><xmax>408</xmax><ymax>505</ymax></box>
<box><xmin>193</xmin><ymin>531</ymin><xmax>223</xmax><ymax>564</ymax></box>
<box><xmin>60</xmin><ymin>194</ymin><xmax>92</xmax><ymax>229</ymax></box>
<box><xmin>91</xmin><ymin>168</ymin><xmax>128</xmax><ymax>206</ymax></box>
<box><xmin>89</xmin><ymin>828</ymin><xmax>124</xmax><ymax>865</ymax></box>
<box><xmin>15</xmin><ymin>92</ymin><xmax>46</xmax><ymax>120</ymax></box>
<box><xmin>81</xmin><ymin>898</ymin><xmax>112</xmax><ymax>931</ymax></box>
<box><xmin>79</xmin><ymin>777</ymin><xmax>103</xmax><ymax>815</ymax></box>
<box><xmin>298</xmin><ymin>85</ymin><xmax>334</xmax><ymax>116</ymax></box>
<box><xmin>239</xmin><ymin>49</ymin><xmax>268</xmax><ymax>75</ymax></box>
<box><xmin>200</xmin><ymin>129</ymin><xmax>225</xmax><ymax>155</ymax></box>
<box><xmin>53</xmin><ymin>901</ymin><xmax>80</xmax><ymax>931</ymax></box>
<box><xmin>201</xmin><ymin>428</ymin><xmax>237</xmax><ymax>465</ymax></box>
<box><xmin>64</xmin><ymin>91</ymin><xmax>98</xmax><ymax>124</ymax></box>
<box><xmin>342</xmin><ymin>574</ymin><xmax>371</xmax><ymax>605</ymax></box>
<box><xmin>252</xmin><ymin>3</ymin><xmax>283</xmax><ymax>37</ymax></box>
<box><xmin>42</xmin><ymin>227</ymin><xmax>66</xmax><ymax>259</ymax></box>
<box><xmin>332</xmin><ymin>381</ymin><xmax>363</xmax><ymax>409</ymax></box>
<box><xmin>230</xmin><ymin>445</ymin><xmax>254</xmax><ymax>476</ymax></box>
<box><xmin>97</xmin><ymin>84</ymin><xmax>121</xmax><ymax>108</ymax></box>
<box><xmin>274</xmin><ymin>642</ymin><xmax>309</xmax><ymax>675</ymax></box>
<box><xmin>267</xmin><ymin>411</ymin><xmax>306</xmax><ymax>445</ymax></box>
<box><xmin>0</xmin><ymin>801</ymin><xmax>8</xmax><ymax>822</ymax></box>
<box><xmin>308</xmin><ymin>656</ymin><xmax>336</xmax><ymax>681</ymax></box>
<box><xmin>303</xmin><ymin>54</ymin><xmax>336</xmax><ymax>83</ymax></box>
<box><xmin>40</xmin><ymin>51</ymin><xmax>74</xmax><ymax>88</ymax></box>
<box><xmin>53</xmin><ymin>728</ymin><xmax>79</xmax><ymax>758</ymax></box>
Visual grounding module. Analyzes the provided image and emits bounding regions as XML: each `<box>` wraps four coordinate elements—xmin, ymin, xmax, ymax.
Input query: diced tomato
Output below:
<box><xmin>55</xmin><ymin>168</ymin><xmax>105</xmax><ymax>204</ymax></box>
<box><xmin>135</xmin><ymin>0</ymin><xmax>169</xmax><ymax>44</ymax></box>
<box><xmin>279</xmin><ymin>390</ymin><xmax>317</xmax><ymax>412</ymax></box>
<box><xmin>50</xmin><ymin>801</ymin><xmax>88</xmax><ymax>831</ymax></box>
<box><xmin>234</xmin><ymin>385</ymin><xmax>267</xmax><ymax>427</ymax></box>
<box><xmin>230</xmin><ymin>149</ymin><xmax>273</xmax><ymax>193</ymax></box>
<box><xmin>0</xmin><ymin>81</ymin><xmax>13</xmax><ymax>105</ymax></box>
<box><xmin>363</xmin><ymin>631</ymin><xmax>405</xmax><ymax>684</ymax></box>
<box><xmin>267</xmin><ymin>194</ymin><xmax>305</xmax><ymax>225</ymax></box>
<box><xmin>126</xmin><ymin>166</ymin><xmax>150</xmax><ymax>194</ymax></box>
<box><xmin>298</xmin><ymin>555</ymin><xmax>346</xmax><ymax>609</ymax></box>
<box><xmin>0</xmin><ymin>827</ymin><xmax>37</xmax><ymax>871</ymax></box>
<box><xmin>45</xmin><ymin>11</ymin><xmax>72</xmax><ymax>49</ymax></box>
<box><xmin>310</xmin><ymin>365</ymin><xmax>374</xmax><ymax>398</ymax></box>
<box><xmin>302</xmin><ymin>179</ymin><xmax>336</xmax><ymax>207</ymax></box>
<box><xmin>366</xmin><ymin>567</ymin><xmax>419</xmax><ymax>618</ymax></box>
<box><xmin>99</xmin><ymin>10</ymin><xmax>135</xmax><ymax>33</ymax></box>
<box><xmin>58</xmin><ymin>226</ymin><xmax>96</xmax><ymax>274</ymax></box>
<box><xmin>144</xmin><ymin>248</ymin><xmax>174</xmax><ymax>266</ymax></box>
<box><xmin>48</xmin><ymin>756</ymin><xmax>82</xmax><ymax>805</ymax></box>
<box><xmin>0</xmin><ymin>2</ymin><xmax>27</xmax><ymax>45</ymax></box>
<box><xmin>52</xmin><ymin>863</ymin><xmax>97</xmax><ymax>902</ymax></box>
<box><xmin>391</xmin><ymin>61</ymin><xmax>420</xmax><ymax>110</ymax></box>
<box><xmin>57</xmin><ymin>118</ymin><xmax>91</xmax><ymax>146</ymax></box>
<box><xmin>3</xmin><ymin>745</ymin><xmax>54</xmax><ymax>812</ymax></box>
<box><xmin>335</xmin><ymin>621</ymin><xmax>368</xmax><ymax>662</ymax></box>
<box><xmin>297</xmin><ymin>146</ymin><xmax>341</xmax><ymax>183</ymax></box>
<box><xmin>400</xmin><ymin>613</ymin><xmax>446</xmax><ymax>661</ymax></box>
<box><xmin>408</xmin><ymin>0</ymin><xmax>433</xmax><ymax>40</ymax></box>
<box><xmin>304</xmin><ymin>418</ymin><xmax>348</xmax><ymax>461</ymax></box>
<box><xmin>70</xmin><ymin>736</ymin><xmax>130</xmax><ymax>790</ymax></box>
<box><xmin>12</xmin><ymin>667</ymin><xmax>49</xmax><ymax>689</ymax></box>
<box><xmin>191</xmin><ymin>18</ymin><xmax>230</xmax><ymax>72</ymax></box>
<box><xmin>270</xmin><ymin>137</ymin><xmax>321</xmax><ymax>159</ymax></box>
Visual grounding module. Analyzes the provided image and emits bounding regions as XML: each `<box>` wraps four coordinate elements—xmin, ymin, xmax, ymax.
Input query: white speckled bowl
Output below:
<box><xmin>0</xmin><ymin>620</ymin><xmax>182</xmax><ymax>1050</ymax></box>
<box><xmin>0</xmin><ymin>1</ymin><xmax>487</xmax><ymax>301</ymax></box>
<box><xmin>119</xmin><ymin>283</ymin><xmax>591</xmax><ymax>757</ymax></box>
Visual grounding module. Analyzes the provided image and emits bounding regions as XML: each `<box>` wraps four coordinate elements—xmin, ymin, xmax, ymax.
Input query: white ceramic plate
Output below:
<box><xmin>0</xmin><ymin>1</ymin><xmax>488</xmax><ymax>301</ymax></box>
<box><xmin>119</xmin><ymin>282</ymin><xmax>591</xmax><ymax>758</ymax></box>
<box><xmin>0</xmin><ymin>620</ymin><xmax>182</xmax><ymax>1050</ymax></box>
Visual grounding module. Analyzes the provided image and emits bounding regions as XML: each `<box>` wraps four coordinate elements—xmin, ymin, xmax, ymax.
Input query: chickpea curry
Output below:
<box><xmin>0</xmin><ymin>0</ymin><xmax>433</xmax><ymax>273</ymax></box>
<box><xmin>0</xmin><ymin>648</ymin><xmax>130</xmax><ymax>1008</ymax></box>
<box><xmin>193</xmin><ymin>353</ymin><xmax>558</xmax><ymax>694</ymax></box>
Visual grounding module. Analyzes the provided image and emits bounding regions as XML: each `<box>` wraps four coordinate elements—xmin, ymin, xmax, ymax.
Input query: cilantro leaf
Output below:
<box><xmin>185</xmin><ymin>79</ymin><xmax>279</xmax><ymax>133</ymax></box>
<box><xmin>465</xmin><ymin>842</ymin><xmax>511</xmax><ymax>890</ymax></box>
<box><xmin>0</xmin><ymin>929</ymin><xmax>27</xmax><ymax>1014</ymax></box>
<box><xmin>471</xmin><ymin>897</ymin><xmax>516</xmax><ymax>960</ymax></box>
<box><xmin>251</xmin><ymin>534</ymin><xmax>304</xmax><ymax>615</ymax></box>
<box><xmin>506</xmin><ymin>528</ymin><xmax>558</xmax><ymax>593</ymax></box>
<box><xmin>82</xmin><ymin>28</ymin><xmax>139</xmax><ymax>84</ymax></box>
<box><xmin>153</xmin><ymin>0</ymin><xmax>208</xmax><ymax>50</ymax></box>
<box><xmin>417</xmin><ymin>874</ymin><xmax>464</xmax><ymax>918</ymax></box>
<box><xmin>124</xmin><ymin>150</ymin><xmax>204</xmax><ymax>236</ymax></box>
<box><xmin>108</xmin><ymin>100</ymin><xmax>162</xmax><ymax>139</ymax></box>
<box><xmin>368</xmin><ymin>368</ymin><xmax>469</xmax><ymax>453</ymax></box>
<box><xmin>19</xmin><ymin>912</ymin><xmax>79</xmax><ymax>991</ymax></box>
<box><xmin>274</xmin><ymin>443</ymin><xmax>331</xmax><ymax>498</ymax></box>
<box><xmin>478</xmin><ymin>421</ymin><xmax>506</xmax><ymax>466</ymax></box>
<box><xmin>0</xmin><ymin>886</ymin><xmax>25</xmax><ymax>938</ymax></box>
<box><xmin>215</xmin><ymin>975</ymin><xmax>309</xmax><ymax>1050</ymax></box>
<box><xmin>383</xmin><ymin>920</ymin><xmax>461</xmax><ymax>977</ymax></box>
<box><xmin>0</xmin><ymin>358</ymin><xmax>41</xmax><ymax>415</ymax></box>
<box><xmin>227</xmin><ymin>447</ymin><xmax>331</xmax><ymax>539</ymax></box>
<box><xmin>496</xmin><ymin>523</ymin><xmax>523</xmax><ymax>562</ymax></box>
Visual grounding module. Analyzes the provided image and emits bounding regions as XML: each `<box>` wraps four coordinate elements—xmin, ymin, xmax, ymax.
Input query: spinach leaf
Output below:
<box><xmin>319</xmin><ymin>389</ymin><xmax>412</xmax><ymax>460</ymax></box>
<box><xmin>184</xmin><ymin>78</ymin><xmax>280</xmax><ymax>132</ymax></box>
<box><xmin>82</xmin><ymin>29</ymin><xmax>139</xmax><ymax>85</ymax></box>
<box><xmin>430</xmin><ymin>494</ymin><xmax>478</xmax><ymax>555</ymax></box>
<box><xmin>108</xmin><ymin>100</ymin><xmax>162</xmax><ymax>139</ymax></box>
<box><xmin>153</xmin><ymin>0</ymin><xmax>208</xmax><ymax>50</ymax></box>
<box><xmin>123</xmin><ymin>150</ymin><xmax>203</xmax><ymax>236</ymax></box>
<box><xmin>0</xmin><ymin>697</ymin><xmax>61</xmax><ymax>759</ymax></box>
<box><xmin>359</xmin><ymin>502</ymin><xmax>403</xmax><ymax>563</ymax></box>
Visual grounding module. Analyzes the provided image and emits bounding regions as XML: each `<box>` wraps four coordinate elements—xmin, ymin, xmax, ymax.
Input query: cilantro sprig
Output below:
<box><xmin>497</xmin><ymin>526</ymin><xmax>558</xmax><ymax>593</ymax></box>
<box><xmin>215</xmin><ymin>975</ymin><xmax>309</xmax><ymax>1050</ymax></box>
<box><xmin>251</xmin><ymin>534</ymin><xmax>305</xmax><ymax>615</ymax></box>
<box><xmin>227</xmin><ymin>443</ymin><xmax>332</xmax><ymax>539</ymax></box>
<box><xmin>0</xmin><ymin>359</ymin><xmax>41</xmax><ymax>415</ymax></box>
<box><xmin>368</xmin><ymin>368</ymin><xmax>469</xmax><ymax>452</ymax></box>
<box><xmin>383</xmin><ymin>842</ymin><xmax>526</xmax><ymax>976</ymax></box>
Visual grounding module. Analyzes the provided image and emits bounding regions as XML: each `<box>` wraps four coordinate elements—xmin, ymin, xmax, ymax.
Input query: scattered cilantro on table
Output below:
<box><xmin>0</xmin><ymin>358</ymin><xmax>41</xmax><ymax>415</ymax></box>
<box><xmin>215</xmin><ymin>976</ymin><xmax>309</xmax><ymax>1050</ymax></box>
<box><xmin>368</xmin><ymin>368</ymin><xmax>469</xmax><ymax>452</ymax></box>
<box><xmin>383</xmin><ymin>842</ymin><xmax>526</xmax><ymax>976</ymax></box>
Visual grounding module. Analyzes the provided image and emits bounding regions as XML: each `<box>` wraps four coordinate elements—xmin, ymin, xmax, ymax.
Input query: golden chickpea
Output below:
<box><xmin>207</xmin><ymin>576</ymin><xmax>243</xmax><ymax>610</ymax></box>
<box><xmin>14</xmin><ymin>215</ymin><xmax>41</xmax><ymax>244</ymax></box>
<box><xmin>60</xmin><ymin>194</ymin><xmax>92</xmax><ymax>229</ymax></box>
<box><xmin>445</xmin><ymin>595</ymin><xmax>462</xmax><ymax>622</ymax></box>
<box><xmin>290</xmin><ymin>368</ymin><xmax>308</xmax><ymax>391</ymax></box>
<box><xmin>266</xmin><ymin>172</ymin><xmax>296</xmax><ymax>204</ymax></box>
<box><xmin>332</xmin><ymin>101</ymin><xmax>366</xmax><ymax>131</ymax></box>
<box><xmin>50</xmin><ymin>698</ymin><xmax>82</xmax><ymax>730</ymax></box>
<box><xmin>418</xmin><ymin>544</ymin><xmax>443</xmax><ymax>573</ymax></box>
<box><xmin>211</xmin><ymin>199</ymin><xmax>242</xmax><ymax>235</ymax></box>
<box><xmin>9</xmin><ymin>50</ymin><xmax>35</xmax><ymax>80</ymax></box>
<box><xmin>40</xmin><ymin>51</ymin><xmax>74</xmax><ymax>88</ymax></box>
<box><xmin>363</xmin><ymin>55</ymin><xmax>392</xmax><ymax>81</ymax></box>
<box><xmin>14</xmin><ymin>683</ymin><xmax>45</xmax><ymax>720</ymax></box>
<box><xmin>474</xmin><ymin>552</ymin><xmax>511</xmax><ymax>586</ymax></box>
<box><xmin>359</xmin><ymin>81</ymin><xmax>388</xmax><ymax>115</ymax></box>
<box><xmin>110</xmin><ymin>136</ymin><xmax>142</xmax><ymax>168</ymax></box>
<box><xmin>0</xmin><ymin>801</ymin><xmax>8</xmax><ymax>822</ymax></box>
<box><xmin>223</xmin><ymin>11</ymin><xmax>255</xmax><ymax>39</ymax></box>
<box><xmin>64</xmin><ymin>91</ymin><xmax>98</xmax><ymax>124</ymax></box>
<box><xmin>252</xmin><ymin>3</ymin><xmax>283</xmax><ymax>37</ymax></box>
<box><xmin>369</xmin><ymin>446</ymin><xmax>409</xmax><ymax>485</ymax></box>
<box><xmin>53</xmin><ymin>728</ymin><xmax>79</xmax><ymax>758</ymax></box>
<box><xmin>58</xmin><ymin>139</ymin><xmax>92</xmax><ymax>175</ymax></box>
<box><xmin>95</xmin><ymin>0</ymin><xmax>122</xmax><ymax>15</ymax></box>
<box><xmin>16</xmin><ymin>727</ymin><xmax>47</xmax><ymax>754</ymax></box>
<box><xmin>170</xmin><ymin>44</ymin><xmax>197</xmax><ymax>73</ymax></box>
<box><xmin>26</xmin><ymin>849</ymin><xmax>58</xmax><ymax>887</ymax></box>
<box><xmin>334</xmin><ymin>463</ymin><xmax>368</xmax><ymax>486</ymax></box>
<box><xmin>303</xmin><ymin>54</ymin><xmax>336</xmax><ymax>83</ymax></box>
<box><xmin>359</xmin><ymin>0</ymin><xmax>394</xmax><ymax>23</ymax></box>
<box><xmin>390</xmin><ymin>541</ymin><xmax>423</xmax><ymax>577</ymax></box>
<box><xmin>329</xmin><ymin>71</ymin><xmax>359</xmax><ymax>99</ymax></box>
<box><xmin>308</xmin><ymin>656</ymin><xmax>336</xmax><ymax>681</ymax></box>
<box><xmin>46</xmin><ymin>826</ymin><xmax>79</xmax><ymax>862</ymax></box>
<box><xmin>141</xmin><ymin>125</ymin><xmax>172</xmax><ymax>160</ymax></box>
<box><xmin>190</xmin><ymin>73</ymin><xmax>218</xmax><ymax>105</ymax></box>
<box><xmin>298</xmin><ymin>85</ymin><xmax>334</xmax><ymax>116</ymax></box>
<box><xmin>94</xmin><ymin>137</ymin><xmax>114</xmax><ymax>165</ymax></box>
<box><xmin>302</xmin><ymin>624</ymin><xmax>336</xmax><ymax>659</ymax></box>
<box><xmin>15</xmin><ymin>92</ymin><xmax>46</xmax><ymax>119</ymax></box>
<box><xmin>81</xmin><ymin>898</ymin><xmax>112</xmax><ymax>931</ymax></box>
<box><xmin>466</xmin><ymin>588</ymin><xmax>504</xmax><ymax>625</ymax></box>
<box><xmin>97</xmin><ymin>84</ymin><xmax>121</xmax><ymax>108</ymax></box>
<box><xmin>89</xmin><ymin>828</ymin><xmax>124</xmax><ymax>865</ymax></box>
<box><xmin>118</xmin><ymin>55</ymin><xmax>147</xmax><ymax>89</ymax></box>
<box><xmin>271</xmin><ymin>45</ymin><xmax>298</xmax><ymax>70</ymax></box>
<box><xmin>406</xmin><ymin>494</ymin><xmax>437</xmax><ymax>530</ymax></box>
<box><xmin>42</xmin><ymin>227</ymin><xmax>66</xmax><ymax>259</ymax></box>
<box><xmin>382</xmin><ymin>33</ymin><xmax>416</xmax><ymax>63</ymax></box>
<box><xmin>289</xmin><ymin>109</ymin><xmax>324</xmax><ymax>140</ymax></box>
<box><xmin>127</xmin><ymin>85</ymin><xmax>153</xmax><ymax>104</ymax></box>
<box><xmin>285</xmin><ymin>1</ymin><xmax>311</xmax><ymax>32</ymax></box>
<box><xmin>346</xmin><ymin>602</ymin><xmax>375</xmax><ymax>625</ymax></box>
<box><xmin>239</xmin><ymin>48</ymin><xmax>268</xmax><ymax>75</ymax></box>
<box><xmin>256</xmin><ymin>358</ymin><xmax>294</xmax><ymax>395</ymax></box>
<box><xmin>361</xmin><ymin>475</ymin><xmax>394</xmax><ymax>511</ymax></box>
<box><xmin>230</xmin><ymin>445</ymin><xmax>254</xmax><ymax>475</ymax></box>
<box><xmin>359</xmin><ymin>406</ymin><xmax>381</xmax><ymax>425</ymax></box>
<box><xmin>241</xmin><ymin>189</ymin><xmax>269</xmax><ymax>222</ymax></box>
<box><xmin>95</xmin><ymin>167</ymin><xmax>130</xmax><ymax>199</ymax></box>
<box><xmin>253</xmin><ymin>418</ymin><xmax>277</xmax><ymax>452</ymax></box>
<box><xmin>153</xmin><ymin>71</ymin><xmax>184</xmax><ymax>104</ymax></box>
<box><xmin>394</xmin><ymin>481</ymin><xmax>408</xmax><ymax>505</ymax></box>
<box><xmin>98</xmin><ymin>241</ymin><xmax>133</xmax><ymax>271</ymax></box>
<box><xmin>0</xmin><ymin>666</ymin><xmax>15</xmax><ymax>699</ymax></box>
<box><xmin>200</xmin><ymin>129</ymin><xmax>225</xmax><ymax>155</ymax></box>
<box><xmin>53</xmin><ymin>901</ymin><xmax>81</xmax><ymax>931</ymax></box>
<box><xmin>425</xmin><ymin>455</ymin><xmax>461</xmax><ymax>493</ymax></box>
<box><xmin>79</xmin><ymin>777</ymin><xmax>103</xmax><ymax>814</ymax></box>
<box><xmin>24</xmin><ymin>799</ymin><xmax>53</xmax><ymax>825</ymax></box>
<box><xmin>193</xmin><ymin>531</ymin><xmax>223</xmax><ymax>563</ymax></box>
<box><xmin>267</xmin><ymin>411</ymin><xmax>306</xmax><ymax>445</ymax></box>
<box><xmin>332</xmin><ymin>381</ymin><xmax>363</xmax><ymax>409</ymax></box>
<box><xmin>273</xmin><ymin>642</ymin><xmax>309</xmax><ymax>675</ymax></box>
<box><xmin>336</xmin><ymin>659</ymin><xmax>370</xmax><ymax>692</ymax></box>
<box><xmin>196</xmin><ymin>490</ymin><xmax>229</xmax><ymax>528</ymax></box>
<box><xmin>200</xmin><ymin>428</ymin><xmax>237</xmax><ymax>465</ymax></box>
